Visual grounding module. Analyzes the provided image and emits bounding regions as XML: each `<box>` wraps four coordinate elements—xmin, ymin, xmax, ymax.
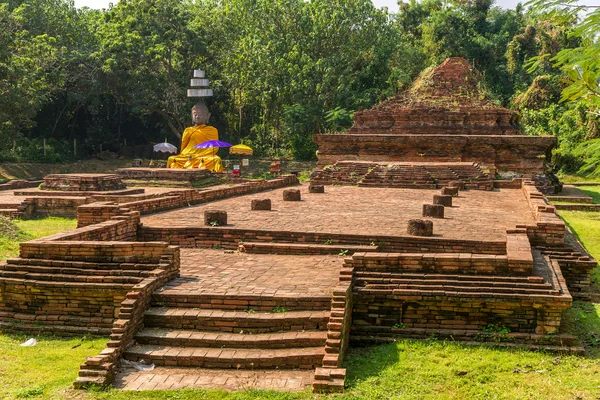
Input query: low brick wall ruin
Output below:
<box><xmin>0</xmin><ymin>180</ymin><xmax>42</xmax><ymax>191</ymax></box>
<box><xmin>138</xmin><ymin>226</ymin><xmax>507</xmax><ymax>255</ymax></box>
<box><xmin>0</xmin><ymin>211</ymin><xmax>179</xmax><ymax>336</ymax></box>
<box><xmin>520</xmin><ymin>182</ymin><xmax>566</xmax><ymax>246</ymax></box>
<box><xmin>314</xmin><ymin>134</ymin><xmax>555</xmax><ymax>174</ymax></box>
<box><xmin>347</xmin><ymin>250</ymin><xmax>572</xmax><ymax>338</ymax></box>
<box><xmin>77</xmin><ymin>175</ymin><xmax>299</xmax><ymax>227</ymax></box>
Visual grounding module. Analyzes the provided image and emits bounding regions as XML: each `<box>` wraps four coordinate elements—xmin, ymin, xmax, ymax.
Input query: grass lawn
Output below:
<box><xmin>2</xmin><ymin>323</ymin><xmax>600</xmax><ymax>400</ymax></box>
<box><xmin>0</xmin><ymin>217</ymin><xmax>77</xmax><ymax>262</ymax></box>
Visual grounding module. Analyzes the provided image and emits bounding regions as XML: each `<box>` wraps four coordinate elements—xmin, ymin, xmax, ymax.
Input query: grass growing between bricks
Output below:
<box><xmin>0</xmin><ymin>217</ymin><xmax>77</xmax><ymax>262</ymax></box>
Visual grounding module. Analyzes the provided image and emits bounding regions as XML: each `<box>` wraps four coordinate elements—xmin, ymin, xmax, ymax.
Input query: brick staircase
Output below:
<box><xmin>311</xmin><ymin>161</ymin><xmax>493</xmax><ymax>190</ymax></box>
<box><xmin>0</xmin><ymin>242</ymin><xmax>179</xmax><ymax>336</ymax></box>
<box><xmin>310</xmin><ymin>161</ymin><xmax>378</xmax><ymax>185</ymax></box>
<box><xmin>0</xmin><ymin>200</ymin><xmax>33</xmax><ymax>219</ymax></box>
<box><xmin>350</xmin><ymin>251</ymin><xmax>574</xmax><ymax>342</ymax></box>
<box><xmin>120</xmin><ymin>290</ymin><xmax>332</xmax><ymax>374</ymax></box>
<box><xmin>354</xmin><ymin>271</ymin><xmax>559</xmax><ymax>296</ymax></box>
<box><xmin>359</xmin><ymin>164</ymin><xmax>437</xmax><ymax>189</ymax></box>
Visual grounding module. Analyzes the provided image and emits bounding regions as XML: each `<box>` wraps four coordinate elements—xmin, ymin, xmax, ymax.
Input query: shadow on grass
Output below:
<box><xmin>343</xmin><ymin>342</ymin><xmax>400</xmax><ymax>390</ymax></box>
<box><xmin>561</xmin><ymin>301</ymin><xmax>600</xmax><ymax>359</ymax></box>
<box><xmin>579</xmin><ymin>187</ymin><xmax>600</xmax><ymax>204</ymax></box>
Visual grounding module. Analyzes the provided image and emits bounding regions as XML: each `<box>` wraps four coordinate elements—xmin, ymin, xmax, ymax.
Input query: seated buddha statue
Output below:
<box><xmin>167</xmin><ymin>102</ymin><xmax>225</xmax><ymax>172</ymax></box>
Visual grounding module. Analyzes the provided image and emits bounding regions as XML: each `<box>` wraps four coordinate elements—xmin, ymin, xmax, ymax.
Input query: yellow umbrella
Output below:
<box><xmin>229</xmin><ymin>144</ymin><xmax>253</xmax><ymax>156</ymax></box>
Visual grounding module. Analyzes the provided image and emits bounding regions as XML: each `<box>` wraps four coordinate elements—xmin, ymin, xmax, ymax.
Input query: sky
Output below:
<box><xmin>73</xmin><ymin>0</ymin><xmax>522</xmax><ymax>11</ymax></box>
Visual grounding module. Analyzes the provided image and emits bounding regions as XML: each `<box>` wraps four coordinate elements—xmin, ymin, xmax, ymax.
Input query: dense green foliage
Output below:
<box><xmin>0</xmin><ymin>0</ymin><xmax>599</xmax><ymax>168</ymax></box>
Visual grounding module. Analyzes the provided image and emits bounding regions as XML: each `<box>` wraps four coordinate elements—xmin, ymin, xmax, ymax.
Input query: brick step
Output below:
<box><xmin>1</xmin><ymin>264</ymin><xmax>158</xmax><ymax>278</ymax></box>
<box><xmin>354</xmin><ymin>271</ymin><xmax>545</xmax><ymax>284</ymax></box>
<box><xmin>362</xmin><ymin>178</ymin><xmax>436</xmax><ymax>183</ymax></box>
<box><xmin>241</xmin><ymin>242</ymin><xmax>379</xmax><ymax>255</ymax></box>
<box><xmin>0</xmin><ymin>209</ymin><xmax>20</xmax><ymax>217</ymax></box>
<box><xmin>0</xmin><ymin>203</ymin><xmax>21</xmax><ymax>209</ymax></box>
<box><xmin>151</xmin><ymin>292</ymin><xmax>332</xmax><ymax>311</ymax></box>
<box><xmin>123</xmin><ymin>345</ymin><xmax>325</xmax><ymax>369</ymax></box>
<box><xmin>358</xmin><ymin>183</ymin><xmax>437</xmax><ymax>189</ymax></box>
<box><xmin>0</xmin><ymin>270</ymin><xmax>143</xmax><ymax>284</ymax></box>
<box><xmin>351</xmin><ymin>326</ymin><xmax>580</xmax><ymax>346</ymax></box>
<box><xmin>0</xmin><ymin>320</ymin><xmax>112</xmax><ymax>336</ymax></box>
<box><xmin>73</xmin><ymin>376</ymin><xmax>106</xmax><ymax>389</ymax></box>
<box><xmin>351</xmin><ymin>328</ymin><xmax>585</xmax><ymax>355</ymax></box>
<box><xmin>0</xmin><ymin>314</ymin><xmax>114</xmax><ymax>331</ymax></box>
<box><xmin>313</xmin><ymin>367</ymin><xmax>346</xmax><ymax>393</ymax></box>
<box><xmin>554</xmin><ymin>204</ymin><xmax>600</xmax><ymax>211</ymax></box>
<box><xmin>0</xmin><ymin>276</ymin><xmax>136</xmax><ymax>291</ymax></box>
<box><xmin>361</xmin><ymin>283</ymin><xmax>557</xmax><ymax>295</ymax></box>
<box><xmin>135</xmin><ymin>328</ymin><xmax>327</xmax><ymax>348</ymax></box>
<box><xmin>356</xmin><ymin>277</ymin><xmax>552</xmax><ymax>290</ymax></box>
<box><xmin>78</xmin><ymin>368</ymin><xmax>109</xmax><ymax>378</ymax></box>
<box><xmin>144</xmin><ymin>308</ymin><xmax>330</xmax><ymax>333</ymax></box>
<box><xmin>546</xmin><ymin>196</ymin><xmax>593</xmax><ymax>204</ymax></box>
<box><xmin>5</xmin><ymin>258</ymin><xmax>160</xmax><ymax>271</ymax></box>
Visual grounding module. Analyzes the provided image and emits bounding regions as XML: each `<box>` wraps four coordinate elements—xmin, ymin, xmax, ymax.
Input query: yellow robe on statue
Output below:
<box><xmin>167</xmin><ymin>124</ymin><xmax>225</xmax><ymax>172</ymax></box>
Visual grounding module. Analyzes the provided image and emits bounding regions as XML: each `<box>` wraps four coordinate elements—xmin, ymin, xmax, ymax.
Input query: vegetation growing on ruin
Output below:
<box><xmin>0</xmin><ymin>217</ymin><xmax>77</xmax><ymax>261</ymax></box>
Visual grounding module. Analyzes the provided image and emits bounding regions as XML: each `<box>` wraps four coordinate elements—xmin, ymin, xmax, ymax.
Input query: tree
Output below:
<box><xmin>96</xmin><ymin>0</ymin><xmax>202</xmax><ymax>140</ymax></box>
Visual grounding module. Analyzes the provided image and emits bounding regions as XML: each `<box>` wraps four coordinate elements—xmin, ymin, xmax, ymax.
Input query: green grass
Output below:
<box><xmin>558</xmin><ymin>210</ymin><xmax>600</xmax><ymax>285</ymax></box>
<box><xmin>557</xmin><ymin>174</ymin><xmax>600</xmax><ymax>184</ymax></box>
<box><xmin>0</xmin><ymin>333</ymin><xmax>107</xmax><ymax>400</ymax></box>
<box><xmin>577</xmin><ymin>186</ymin><xmax>600</xmax><ymax>204</ymax></box>
<box><xmin>2</xmin><ymin>328</ymin><xmax>600</xmax><ymax>400</ymax></box>
<box><xmin>0</xmin><ymin>217</ymin><xmax>77</xmax><ymax>262</ymax></box>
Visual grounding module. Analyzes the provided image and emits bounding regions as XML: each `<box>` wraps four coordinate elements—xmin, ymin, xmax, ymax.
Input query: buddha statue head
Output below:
<box><xmin>191</xmin><ymin>102</ymin><xmax>211</xmax><ymax>125</ymax></box>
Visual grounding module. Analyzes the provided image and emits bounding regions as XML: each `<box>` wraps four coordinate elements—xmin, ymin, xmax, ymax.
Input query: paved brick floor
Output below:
<box><xmin>114</xmin><ymin>367</ymin><xmax>314</xmax><ymax>391</ymax></box>
<box><xmin>141</xmin><ymin>186</ymin><xmax>536</xmax><ymax>241</ymax></box>
<box><xmin>159</xmin><ymin>249</ymin><xmax>342</xmax><ymax>298</ymax></box>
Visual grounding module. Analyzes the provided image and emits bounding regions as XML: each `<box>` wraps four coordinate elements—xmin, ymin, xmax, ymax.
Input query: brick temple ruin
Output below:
<box><xmin>313</xmin><ymin>57</ymin><xmax>558</xmax><ymax>192</ymax></box>
<box><xmin>0</xmin><ymin>58</ymin><xmax>597</xmax><ymax>393</ymax></box>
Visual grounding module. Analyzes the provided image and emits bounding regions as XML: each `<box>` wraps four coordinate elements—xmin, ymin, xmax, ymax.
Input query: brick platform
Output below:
<box><xmin>40</xmin><ymin>173</ymin><xmax>126</xmax><ymax>192</ymax></box>
<box><xmin>116</xmin><ymin>168</ymin><xmax>212</xmax><ymax>181</ymax></box>
<box><xmin>141</xmin><ymin>186</ymin><xmax>535</xmax><ymax>241</ymax></box>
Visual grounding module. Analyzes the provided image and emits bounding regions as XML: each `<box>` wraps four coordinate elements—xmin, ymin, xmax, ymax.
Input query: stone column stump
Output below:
<box><xmin>448</xmin><ymin>180</ymin><xmax>465</xmax><ymax>190</ymax></box>
<box><xmin>423</xmin><ymin>204</ymin><xmax>444</xmax><ymax>218</ymax></box>
<box><xmin>309</xmin><ymin>185</ymin><xmax>325</xmax><ymax>193</ymax></box>
<box><xmin>441</xmin><ymin>186</ymin><xmax>459</xmax><ymax>196</ymax></box>
<box><xmin>407</xmin><ymin>219</ymin><xmax>434</xmax><ymax>236</ymax></box>
<box><xmin>283</xmin><ymin>189</ymin><xmax>301</xmax><ymax>201</ymax></box>
<box><xmin>204</xmin><ymin>209</ymin><xmax>227</xmax><ymax>226</ymax></box>
<box><xmin>251</xmin><ymin>199</ymin><xmax>272</xmax><ymax>211</ymax></box>
<box><xmin>433</xmin><ymin>194</ymin><xmax>453</xmax><ymax>207</ymax></box>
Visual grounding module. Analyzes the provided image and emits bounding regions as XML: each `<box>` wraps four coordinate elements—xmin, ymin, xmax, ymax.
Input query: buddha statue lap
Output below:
<box><xmin>167</xmin><ymin>102</ymin><xmax>225</xmax><ymax>172</ymax></box>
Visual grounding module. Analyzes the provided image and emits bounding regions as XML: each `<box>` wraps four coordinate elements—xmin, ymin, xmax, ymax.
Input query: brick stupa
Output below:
<box><xmin>314</xmin><ymin>57</ymin><xmax>555</xmax><ymax>174</ymax></box>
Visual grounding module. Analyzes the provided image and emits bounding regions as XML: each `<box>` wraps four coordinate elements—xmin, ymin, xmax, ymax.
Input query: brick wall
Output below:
<box><xmin>520</xmin><ymin>182</ymin><xmax>565</xmax><ymax>246</ymax></box>
<box><xmin>27</xmin><ymin>196</ymin><xmax>91</xmax><ymax>218</ymax></box>
<box><xmin>314</xmin><ymin>134</ymin><xmax>555</xmax><ymax>174</ymax></box>
<box><xmin>0</xmin><ymin>180</ymin><xmax>42</xmax><ymax>191</ymax></box>
<box><xmin>349</xmin><ymin>252</ymin><xmax>572</xmax><ymax>336</ymax></box>
<box><xmin>0</xmin><ymin>283</ymin><xmax>126</xmax><ymax>335</ymax></box>
<box><xmin>138</xmin><ymin>226</ymin><xmax>508</xmax><ymax>255</ymax></box>
<box><xmin>40</xmin><ymin>211</ymin><xmax>140</xmax><ymax>242</ymax></box>
<box><xmin>77</xmin><ymin>175</ymin><xmax>299</xmax><ymax>227</ymax></box>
